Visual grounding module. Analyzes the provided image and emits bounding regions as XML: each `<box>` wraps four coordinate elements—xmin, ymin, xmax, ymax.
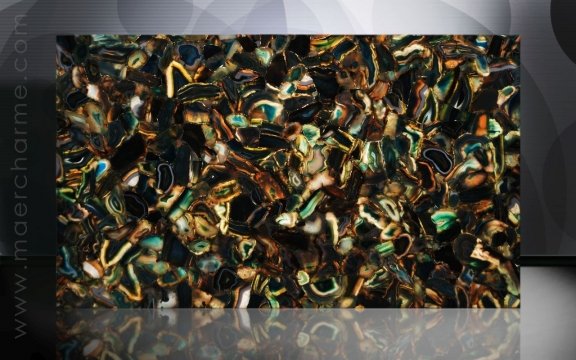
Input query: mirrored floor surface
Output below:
<box><xmin>57</xmin><ymin>307</ymin><xmax>519</xmax><ymax>359</ymax></box>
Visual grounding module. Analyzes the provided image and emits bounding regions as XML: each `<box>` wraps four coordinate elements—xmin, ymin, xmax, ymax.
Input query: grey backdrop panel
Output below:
<box><xmin>0</xmin><ymin>0</ymin><xmax>573</xmax><ymax>255</ymax></box>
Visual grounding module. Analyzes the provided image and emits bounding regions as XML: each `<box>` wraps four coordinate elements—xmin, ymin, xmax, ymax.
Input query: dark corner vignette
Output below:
<box><xmin>0</xmin><ymin>11</ymin><xmax>55</xmax><ymax>359</ymax></box>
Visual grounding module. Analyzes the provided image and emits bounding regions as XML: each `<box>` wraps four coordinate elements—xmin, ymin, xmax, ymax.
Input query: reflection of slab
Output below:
<box><xmin>57</xmin><ymin>308</ymin><xmax>519</xmax><ymax>359</ymax></box>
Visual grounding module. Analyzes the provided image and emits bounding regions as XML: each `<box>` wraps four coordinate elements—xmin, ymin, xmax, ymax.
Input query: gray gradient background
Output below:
<box><xmin>1</xmin><ymin>0</ymin><xmax>575</xmax><ymax>256</ymax></box>
<box><xmin>0</xmin><ymin>0</ymin><xmax>575</xmax><ymax>358</ymax></box>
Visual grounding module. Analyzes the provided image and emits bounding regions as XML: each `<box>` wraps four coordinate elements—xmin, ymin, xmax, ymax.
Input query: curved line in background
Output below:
<box><xmin>0</xmin><ymin>0</ymin><xmax>36</xmax><ymax>56</ymax></box>
<box><xmin>237</xmin><ymin>0</ymin><xmax>288</xmax><ymax>33</ymax></box>
<box><xmin>282</xmin><ymin>0</ymin><xmax>354</xmax><ymax>33</ymax></box>
<box><xmin>374</xmin><ymin>1</ymin><xmax>492</xmax><ymax>35</ymax></box>
<box><xmin>196</xmin><ymin>0</ymin><xmax>288</xmax><ymax>33</ymax></box>
<box><xmin>187</xmin><ymin>6</ymin><xmax>235</xmax><ymax>33</ymax></box>
<box><xmin>521</xmin><ymin>162</ymin><xmax>548</xmax><ymax>254</ymax></box>
<box><xmin>287</xmin><ymin>0</ymin><xmax>329</xmax><ymax>33</ymax></box>
<box><xmin>543</xmin><ymin>123</ymin><xmax>576</xmax><ymax>246</ymax></box>
<box><xmin>334</xmin><ymin>0</ymin><xmax>373</xmax><ymax>33</ymax></box>
<box><xmin>551</xmin><ymin>0</ymin><xmax>576</xmax><ymax>64</ymax></box>
<box><xmin>439</xmin><ymin>0</ymin><xmax>511</xmax><ymax>34</ymax></box>
<box><xmin>117</xmin><ymin>0</ymin><xmax>196</xmax><ymax>34</ymax></box>
<box><xmin>522</xmin><ymin>66</ymin><xmax>567</xmax><ymax>254</ymax></box>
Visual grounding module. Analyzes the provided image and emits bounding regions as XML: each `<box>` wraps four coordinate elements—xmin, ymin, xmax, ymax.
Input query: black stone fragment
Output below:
<box><xmin>110</xmin><ymin>133</ymin><xmax>146</xmax><ymax>171</ymax></box>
